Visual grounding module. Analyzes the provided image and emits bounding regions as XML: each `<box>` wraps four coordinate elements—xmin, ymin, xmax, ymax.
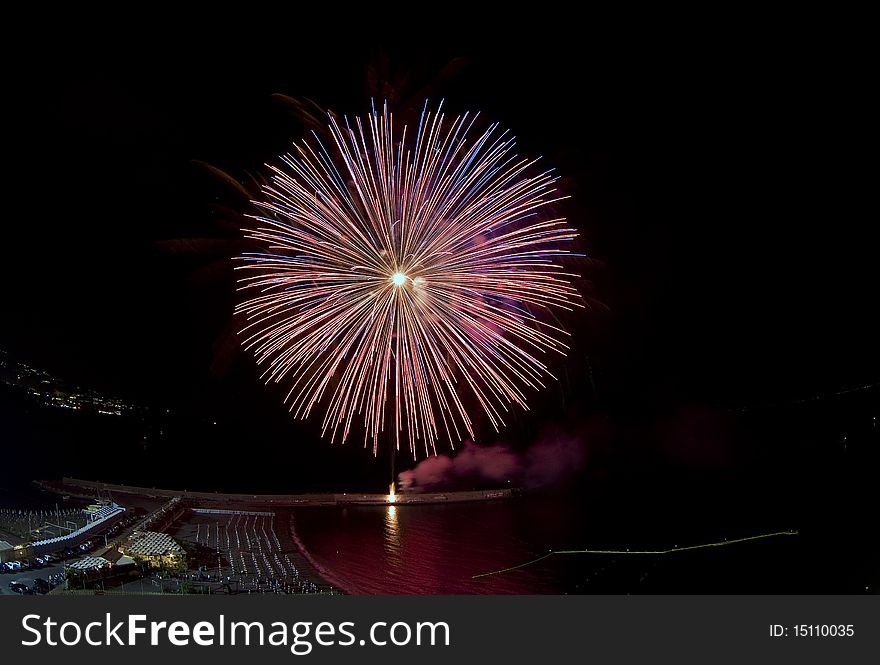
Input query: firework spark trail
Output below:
<box><xmin>236</xmin><ymin>101</ymin><xmax>582</xmax><ymax>457</ymax></box>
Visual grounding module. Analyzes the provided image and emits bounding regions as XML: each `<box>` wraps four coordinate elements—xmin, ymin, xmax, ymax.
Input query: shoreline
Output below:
<box><xmin>286</xmin><ymin>510</ymin><xmax>356</xmax><ymax>595</ymax></box>
<box><xmin>31</xmin><ymin>478</ymin><xmax>366</xmax><ymax>594</ymax></box>
<box><xmin>32</xmin><ymin>477</ymin><xmax>520</xmax><ymax>596</ymax></box>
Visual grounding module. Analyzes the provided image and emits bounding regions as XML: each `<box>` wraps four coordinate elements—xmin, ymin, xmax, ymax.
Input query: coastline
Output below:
<box><xmin>31</xmin><ymin>477</ymin><xmax>521</xmax><ymax>595</ymax></box>
<box><xmin>286</xmin><ymin>510</ymin><xmax>356</xmax><ymax>595</ymax></box>
<box><xmin>32</xmin><ymin>478</ymin><xmax>357</xmax><ymax>593</ymax></box>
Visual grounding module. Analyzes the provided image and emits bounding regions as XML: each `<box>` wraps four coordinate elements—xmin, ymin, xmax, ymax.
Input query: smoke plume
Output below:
<box><xmin>397</xmin><ymin>434</ymin><xmax>585</xmax><ymax>491</ymax></box>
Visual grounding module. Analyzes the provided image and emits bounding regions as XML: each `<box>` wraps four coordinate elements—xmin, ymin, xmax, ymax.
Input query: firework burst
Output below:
<box><xmin>236</xmin><ymin>102</ymin><xmax>582</xmax><ymax>457</ymax></box>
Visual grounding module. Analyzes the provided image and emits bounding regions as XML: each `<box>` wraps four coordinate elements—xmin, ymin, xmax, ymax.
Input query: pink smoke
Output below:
<box><xmin>397</xmin><ymin>433</ymin><xmax>586</xmax><ymax>491</ymax></box>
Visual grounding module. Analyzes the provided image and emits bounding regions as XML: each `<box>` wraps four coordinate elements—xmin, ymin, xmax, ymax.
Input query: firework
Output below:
<box><xmin>236</xmin><ymin>101</ymin><xmax>581</xmax><ymax>457</ymax></box>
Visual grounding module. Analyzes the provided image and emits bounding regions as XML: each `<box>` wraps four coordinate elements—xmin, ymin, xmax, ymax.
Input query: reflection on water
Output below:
<box><xmin>384</xmin><ymin>504</ymin><xmax>401</xmax><ymax>565</ymax></box>
<box><xmin>293</xmin><ymin>499</ymin><xmax>565</xmax><ymax>594</ymax></box>
<box><xmin>291</xmin><ymin>495</ymin><xmax>811</xmax><ymax>594</ymax></box>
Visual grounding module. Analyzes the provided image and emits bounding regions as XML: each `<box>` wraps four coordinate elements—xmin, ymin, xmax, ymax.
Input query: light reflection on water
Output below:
<box><xmin>290</xmin><ymin>497</ymin><xmax>809</xmax><ymax>595</ymax></box>
<box><xmin>384</xmin><ymin>504</ymin><xmax>402</xmax><ymax>565</ymax></box>
<box><xmin>292</xmin><ymin>499</ymin><xmax>564</xmax><ymax>594</ymax></box>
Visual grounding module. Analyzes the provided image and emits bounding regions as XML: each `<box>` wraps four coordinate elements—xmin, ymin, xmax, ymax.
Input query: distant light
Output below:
<box><xmin>391</xmin><ymin>272</ymin><xmax>407</xmax><ymax>287</ymax></box>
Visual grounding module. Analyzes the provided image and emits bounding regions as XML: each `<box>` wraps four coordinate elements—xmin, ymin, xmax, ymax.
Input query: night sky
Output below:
<box><xmin>2</xmin><ymin>27</ymin><xmax>876</xmax><ymax>489</ymax></box>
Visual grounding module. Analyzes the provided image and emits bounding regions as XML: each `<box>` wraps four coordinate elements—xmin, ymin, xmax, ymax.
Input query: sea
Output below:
<box><xmin>2</xmin><ymin>383</ymin><xmax>877</xmax><ymax>594</ymax></box>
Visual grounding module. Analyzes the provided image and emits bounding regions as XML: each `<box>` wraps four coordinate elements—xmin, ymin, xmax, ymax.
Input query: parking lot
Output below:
<box><xmin>0</xmin><ymin>512</ymin><xmax>139</xmax><ymax>596</ymax></box>
<box><xmin>1</xmin><ymin>560</ymin><xmax>66</xmax><ymax>595</ymax></box>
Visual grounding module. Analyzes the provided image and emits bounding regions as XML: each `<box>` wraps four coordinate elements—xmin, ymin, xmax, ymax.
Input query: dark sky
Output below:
<box><xmin>3</xmin><ymin>27</ymin><xmax>876</xmax><ymax>440</ymax></box>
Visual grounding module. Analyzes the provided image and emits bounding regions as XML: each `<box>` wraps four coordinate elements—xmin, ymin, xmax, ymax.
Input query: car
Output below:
<box><xmin>9</xmin><ymin>581</ymin><xmax>28</xmax><ymax>594</ymax></box>
<box><xmin>34</xmin><ymin>556</ymin><xmax>46</xmax><ymax>566</ymax></box>
<box><xmin>9</xmin><ymin>561</ymin><xmax>21</xmax><ymax>570</ymax></box>
<box><xmin>33</xmin><ymin>578</ymin><xmax>51</xmax><ymax>594</ymax></box>
<box><xmin>20</xmin><ymin>559</ymin><xmax>31</xmax><ymax>569</ymax></box>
